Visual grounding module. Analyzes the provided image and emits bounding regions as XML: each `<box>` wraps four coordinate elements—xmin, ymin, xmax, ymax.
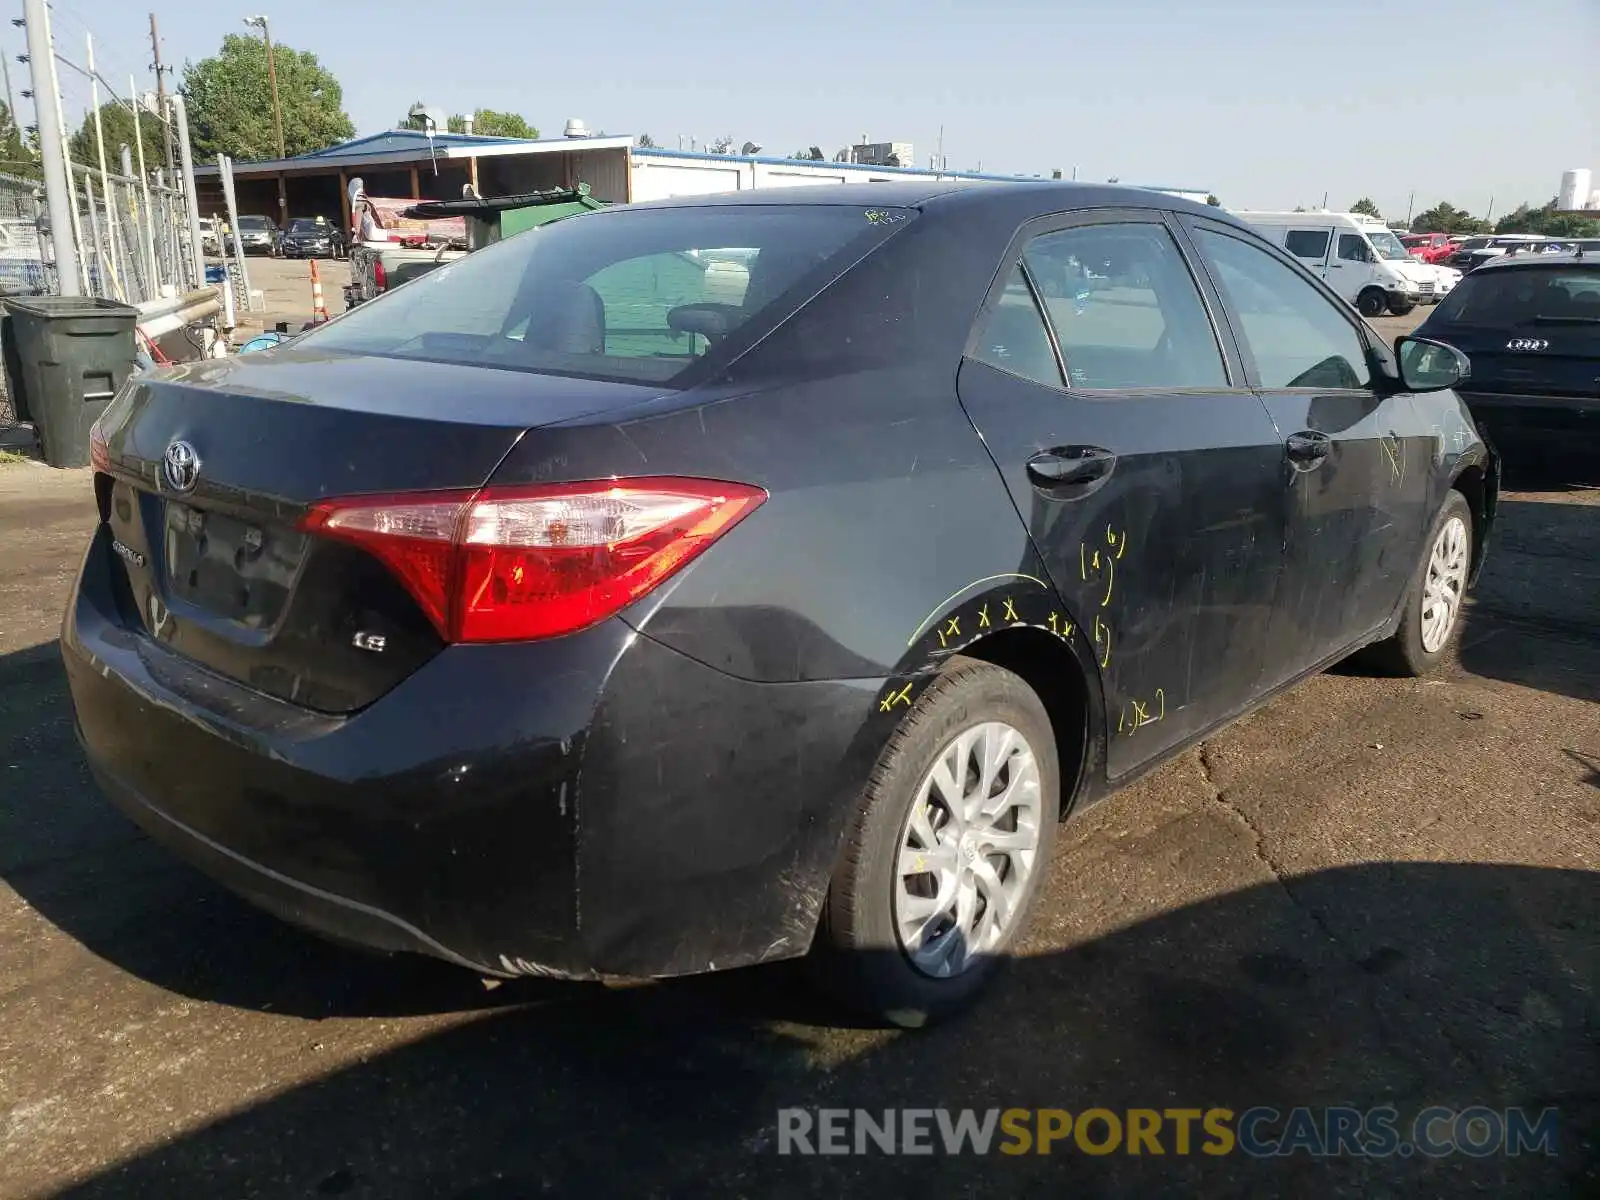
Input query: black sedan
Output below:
<box><xmin>1414</xmin><ymin>249</ymin><xmax>1599</xmax><ymax>450</ymax></box>
<box><xmin>278</xmin><ymin>217</ymin><xmax>346</xmax><ymax>259</ymax></box>
<box><xmin>67</xmin><ymin>184</ymin><xmax>1497</xmax><ymax>1025</ymax></box>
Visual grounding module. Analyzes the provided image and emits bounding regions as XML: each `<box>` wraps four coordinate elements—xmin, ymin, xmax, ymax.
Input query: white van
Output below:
<box><xmin>1233</xmin><ymin>211</ymin><xmax>1453</xmax><ymax>317</ymax></box>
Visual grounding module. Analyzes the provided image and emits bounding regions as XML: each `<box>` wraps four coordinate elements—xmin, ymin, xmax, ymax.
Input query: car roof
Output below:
<box><xmin>1473</xmin><ymin>251</ymin><xmax>1599</xmax><ymax>272</ymax></box>
<box><xmin>618</xmin><ymin>180</ymin><xmax>1246</xmax><ymax>228</ymax></box>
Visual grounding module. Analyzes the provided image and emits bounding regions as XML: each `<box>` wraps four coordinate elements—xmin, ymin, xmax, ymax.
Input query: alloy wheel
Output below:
<box><xmin>894</xmin><ymin>721</ymin><xmax>1043</xmax><ymax>979</ymax></box>
<box><xmin>1420</xmin><ymin>515</ymin><xmax>1469</xmax><ymax>653</ymax></box>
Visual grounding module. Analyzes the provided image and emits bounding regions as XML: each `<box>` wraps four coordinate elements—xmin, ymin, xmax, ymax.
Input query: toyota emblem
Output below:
<box><xmin>1505</xmin><ymin>338</ymin><xmax>1549</xmax><ymax>352</ymax></box>
<box><xmin>162</xmin><ymin>440</ymin><xmax>201</xmax><ymax>493</ymax></box>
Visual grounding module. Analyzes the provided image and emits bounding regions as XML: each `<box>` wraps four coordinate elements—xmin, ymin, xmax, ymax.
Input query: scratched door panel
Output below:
<box><xmin>1254</xmin><ymin>388</ymin><xmax>1424</xmax><ymax>671</ymax></box>
<box><xmin>958</xmin><ymin>359</ymin><xmax>1285</xmax><ymax>779</ymax></box>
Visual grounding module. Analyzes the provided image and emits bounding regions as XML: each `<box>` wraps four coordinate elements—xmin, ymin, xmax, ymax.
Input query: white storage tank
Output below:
<box><xmin>1558</xmin><ymin>168</ymin><xmax>1591</xmax><ymax>210</ymax></box>
<box><xmin>1590</xmin><ymin>188</ymin><xmax>1600</xmax><ymax>211</ymax></box>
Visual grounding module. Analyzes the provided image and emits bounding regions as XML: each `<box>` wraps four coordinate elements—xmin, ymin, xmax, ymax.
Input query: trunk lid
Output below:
<box><xmin>94</xmin><ymin>349</ymin><xmax>664</xmax><ymax>713</ymax></box>
<box><xmin>1431</xmin><ymin>322</ymin><xmax>1600</xmax><ymax>400</ymax></box>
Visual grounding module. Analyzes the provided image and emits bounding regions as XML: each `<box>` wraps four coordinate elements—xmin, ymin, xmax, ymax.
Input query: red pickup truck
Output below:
<box><xmin>1401</xmin><ymin>232</ymin><xmax>1458</xmax><ymax>264</ymax></box>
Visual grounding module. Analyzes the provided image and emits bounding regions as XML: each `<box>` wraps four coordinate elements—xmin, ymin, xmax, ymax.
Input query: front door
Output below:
<box><xmin>1328</xmin><ymin>230</ymin><xmax>1379</xmax><ymax>301</ymax></box>
<box><xmin>1182</xmin><ymin>218</ymin><xmax>1434</xmax><ymax>681</ymax></box>
<box><xmin>957</xmin><ymin>211</ymin><xmax>1286</xmax><ymax>779</ymax></box>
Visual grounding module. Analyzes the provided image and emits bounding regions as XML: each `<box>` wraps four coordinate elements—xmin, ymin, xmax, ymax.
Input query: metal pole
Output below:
<box><xmin>20</xmin><ymin>0</ymin><xmax>81</xmax><ymax>294</ymax></box>
<box><xmin>86</xmin><ymin>35</ymin><xmax>124</xmax><ymax>301</ymax></box>
<box><xmin>130</xmin><ymin>75</ymin><xmax>160</xmax><ymax>290</ymax></box>
<box><xmin>81</xmin><ymin>172</ymin><xmax>103</xmax><ymax>297</ymax></box>
<box><xmin>259</xmin><ymin>19</ymin><xmax>285</xmax><ymax>159</ymax></box>
<box><xmin>149</xmin><ymin>13</ymin><xmax>176</xmax><ymax>177</ymax></box>
<box><xmin>170</xmin><ymin>93</ymin><xmax>206</xmax><ymax>290</ymax></box>
<box><xmin>218</xmin><ymin>153</ymin><xmax>253</xmax><ymax>309</ymax></box>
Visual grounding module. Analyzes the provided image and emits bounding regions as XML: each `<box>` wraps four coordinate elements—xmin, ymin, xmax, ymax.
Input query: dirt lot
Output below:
<box><xmin>1</xmin><ymin>392</ymin><xmax>1596</xmax><ymax>1195</ymax></box>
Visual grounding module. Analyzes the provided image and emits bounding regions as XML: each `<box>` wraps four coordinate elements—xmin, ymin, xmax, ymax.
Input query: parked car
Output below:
<box><xmin>224</xmin><ymin>215</ymin><xmax>281</xmax><ymax>256</ymax></box>
<box><xmin>278</xmin><ymin>217</ymin><xmax>346</xmax><ymax>260</ymax></box>
<box><xmin>68</xmin><ymin>184</ymin><xmax>1497</xmax><ymax>1025</ymax></box>
<box><xmin>1415</xmin><ymin>248</ymin><xmax>1599</xmax><ymax>450</ymax></box>
<box><xmin>1445</xmin><ymin>234</ymin><xmax>1548</xmax><ymax>274</ymax></box>
<box><xmin>1236</xmin><ymin>210</ymin><xmax>1435</xmax><ymax>315</ymax></box>
<box><xmin>198</xmin><ymin>216</ymin><xmax>219</xmax><ymax>256</ymax></box>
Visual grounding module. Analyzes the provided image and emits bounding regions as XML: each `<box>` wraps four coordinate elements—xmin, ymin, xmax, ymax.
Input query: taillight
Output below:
<box><xmin>301</xmin><ymin>477</ymin><xmax>767</xmax><ymax>643</ymax></box>
<box><xmin>372</xmin><ymin>259</ymin><xmax>387</xmax><ymax>291</ymax></box>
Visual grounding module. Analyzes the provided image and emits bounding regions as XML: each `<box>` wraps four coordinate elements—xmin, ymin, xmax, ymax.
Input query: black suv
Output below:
<box><xmin>1415</xmin><ymin>249</ymin><xmax>1599</xmax><ymax>449</ymax></box>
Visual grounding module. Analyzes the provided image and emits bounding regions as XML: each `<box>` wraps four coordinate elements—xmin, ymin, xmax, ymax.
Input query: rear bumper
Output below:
<box><xmin>63</xmin><ymin>527</ymin><xmax>883</xmax><ymax>979</ymax></box>
<box><xmin>1459</xmin><ymin>390</ymin><xmax>1600</xmax><ymax>440</ymax></box>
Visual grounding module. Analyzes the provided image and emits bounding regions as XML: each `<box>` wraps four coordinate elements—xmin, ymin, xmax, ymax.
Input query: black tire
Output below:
<box><xmin>1365</xmin><ymin>490</ymin><xmax>1473</xmax><ymax>676</ymax></box>
<box><xmin>1357</xmin><ymin>288</ymin><xmax>1388</xmax><ymax>318</ymax></box>
<box><xmin>1388</xmin><ymin>298</ymin><xmax>1417</xmax><ymax>316</ymax></box>
<box><xmin>808</xmin><ymin>657</ymin><xmax>1060</xmax><ymax>1027</ymax></box>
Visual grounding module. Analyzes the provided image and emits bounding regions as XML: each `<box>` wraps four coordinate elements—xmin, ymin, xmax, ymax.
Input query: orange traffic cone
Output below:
<box><xmin>309</xmin><ymin>259</ymin><xmax>329</xmax><ymax>323</ymax></box>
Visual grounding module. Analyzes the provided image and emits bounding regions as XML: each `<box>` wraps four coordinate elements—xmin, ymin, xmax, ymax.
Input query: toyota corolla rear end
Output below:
<box><xmin>63</xmin><ymin>197</ymin><xmax>920</xmax><ymax>980</ymax></box>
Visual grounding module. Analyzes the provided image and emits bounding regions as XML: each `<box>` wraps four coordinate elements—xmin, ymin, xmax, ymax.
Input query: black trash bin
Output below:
<box><xmin>6</xmin><ymin>296</ymin><xmax>138</xmax><ymax>468</ymax></box>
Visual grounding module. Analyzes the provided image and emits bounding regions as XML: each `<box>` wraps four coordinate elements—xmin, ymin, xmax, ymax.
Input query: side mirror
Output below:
<box><xmin>1396</xmin><ymin>336</ymin><xmax>1470</xmax><ymax>392</ymax></box>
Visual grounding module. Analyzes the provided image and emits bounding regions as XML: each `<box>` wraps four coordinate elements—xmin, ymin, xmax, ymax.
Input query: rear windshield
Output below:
<box><xmin>297</xmin><ymin>203</ymin><xmax>918</xmax><ymax>385</ymax></box>
<box><xmin>1432</xmin><ymin>266</ymin><xmax>1600</xmax><ymax>327</ymax></box>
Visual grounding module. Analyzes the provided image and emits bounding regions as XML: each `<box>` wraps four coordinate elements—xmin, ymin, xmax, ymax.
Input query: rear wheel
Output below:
<box><xmin>810</xmin><ymin>657</ymin><xmax>1059</xmax><ymax>1027</ymax></box>
<box><xmin>1357</xmin><ymin>287</ymin><xmax>1388</xmax><ymax>318</ymax></box>
<box><xmin>1366</xmin><ymin>490</ymin><xmax>1473</xmax><ymax>676</ymax></box>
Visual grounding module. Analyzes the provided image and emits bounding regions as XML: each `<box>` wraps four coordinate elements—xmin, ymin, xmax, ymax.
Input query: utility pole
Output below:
<box><xmin>244</xmin><ymin>16</ymin><xmax>285</xmax><ymax>159</ymax></box>
<box><xmin>0</xmin><ymin>39</ymin><xmax>16</xmax><ymax>128</ymax></box>
<box><xmin>149</xmin><ymin>13</ymin><xmax>175</xmax><ymax>176</ymax></box>
<box><xmin>1405</xmin><ymin>190</ymin><xmax>1415</xmax><ymax>226</ymax></box>
<box><xmin>20</xmin><ymin>0</ymin><xmax>81</xmax><ymax>294</ymax></box>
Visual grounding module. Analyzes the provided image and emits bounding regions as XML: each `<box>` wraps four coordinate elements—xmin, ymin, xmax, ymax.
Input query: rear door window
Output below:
<box><xmin>299</xmin><ymin>204</ymin><xmax>917</xmax><ymax>385</ymax></box>
<box><xmin>1284</xmin><ymin>229</ymin><xmax>1332</xmax><ymax>261</ymax></box>
<box><xmin>970</xmin><ymin>266</ymin><xmax>1064</xmax><ymax>387</ymax></box>
<box><xmin>1020</xmin><ymin>223</ymin><xmax>1228</xmax><ymax>389</ymax></box>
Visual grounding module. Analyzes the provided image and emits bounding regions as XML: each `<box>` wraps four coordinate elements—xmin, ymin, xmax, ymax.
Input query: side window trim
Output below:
<box><xmin>1016</xmin><ymin>257</ymin><xmax>1070</xmax><ymax>386</ymax></box>
<box><xmin>964</xmin><ymin>208</ymin><xmax>1245</xmax><ymax>392</ymax></box>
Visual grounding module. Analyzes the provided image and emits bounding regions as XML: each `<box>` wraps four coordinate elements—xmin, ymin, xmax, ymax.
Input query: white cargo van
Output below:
<box><xmin>1233</xmin><ymin>211</ymin><xmax>1447</xmax><ymax>317</ymax></box>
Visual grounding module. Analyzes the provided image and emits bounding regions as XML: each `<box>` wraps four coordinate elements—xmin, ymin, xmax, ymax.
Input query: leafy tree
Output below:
<box><xmin>181</xmin><ymin>33</ymin><xmax>355</xmax><ymax>161</ymax></box>
<box><xmin>1205</xmin><ymin>194</ymin><xmax>1221</xmax><ymax>206</ymax></box>
<box><xmin>0</xmin><ymin>101</ymin><xmax>39</xmax><ymax>179</ymax></box>
<box><xmin>1495</xmin><ymin>198</ymin><xmax>1599</xmax><ymax>238</ymax></box>
<box><xmin>708</xmin><ymin>134</ymin><xmax>735</xmax><ymax>155</ymax></box>
<box><xmin>635</xmin><ymin>133</ymin><xmax>656</xmax><ymax>148</ymax></box>
<box><xmin>1410</xmin><ymin>201</ymin><xmax>1490</xmax><ymax>235</ymax></box>
<box><xmin>468</xmin><ymin>109</ymin><xmax>537</xmax><ymax>139</ymax></box>
<box><xmin>68</xmin><ymin>103</ymin><xmax>164</xmax><ymax>171</ymax></box>
<box><xmin>1350</xmin><ymin>196</ymin><xmax>1381</xmax><ymax>219</ymax></box>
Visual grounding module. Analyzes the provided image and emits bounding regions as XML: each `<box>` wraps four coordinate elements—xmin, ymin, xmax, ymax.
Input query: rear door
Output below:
<box><xmin>1181</xmin><ymin>217</ymin><xmax>1434</xmax><ymax>679</ymax></box>
<box><xmin>957</xmin><ymin>210</ymin><xmax>1286</xmax><ymax>778</ymax></box>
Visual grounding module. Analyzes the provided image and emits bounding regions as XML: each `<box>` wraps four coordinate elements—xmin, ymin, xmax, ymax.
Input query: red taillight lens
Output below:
<box><xmin>301</xmin><ymin>477</ymin><xmax>766</xmax><ymax>643</ymax></box>
<box><xmin>372</xmin><ymin>259</ymin><xmax>387</xmax><ymax>291</ymax></box>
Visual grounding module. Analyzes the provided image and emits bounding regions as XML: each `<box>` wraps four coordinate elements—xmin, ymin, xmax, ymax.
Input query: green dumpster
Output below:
<box><xmin>6</xmin><ymin>296</ymin><xmax>138</xmax><ymax>468</ymax></box>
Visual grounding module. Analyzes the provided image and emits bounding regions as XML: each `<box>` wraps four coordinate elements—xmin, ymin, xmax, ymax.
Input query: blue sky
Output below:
<box><xmin>17</xmin><ymin>0</ymin><xmax>1599</xmax><ymax>220</ymax></box>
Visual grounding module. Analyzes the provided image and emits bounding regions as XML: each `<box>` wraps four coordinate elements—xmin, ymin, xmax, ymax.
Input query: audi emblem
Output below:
<box><xmin>1505</xmin><ymin>338</ymin><xmax>1549</xmax><ymax>352</ymax></box>
<box><xmin>162</xmin><ymin>440</ymin><xmax>201</xmax><ymax>493</ymax></box>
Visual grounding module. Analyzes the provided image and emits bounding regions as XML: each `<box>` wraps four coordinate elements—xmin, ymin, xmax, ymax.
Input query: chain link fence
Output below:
<box><xmin>0</xmin><ymin>165</ymin><xmax>202</xmax><ymax>430</ymax></box>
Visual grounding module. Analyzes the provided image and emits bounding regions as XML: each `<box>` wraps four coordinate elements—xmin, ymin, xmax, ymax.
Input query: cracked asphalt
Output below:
<box><xmin>1</xmin><ymin>428</ymin><xmax>1597</xmax><ymax>1198</ymax></box>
